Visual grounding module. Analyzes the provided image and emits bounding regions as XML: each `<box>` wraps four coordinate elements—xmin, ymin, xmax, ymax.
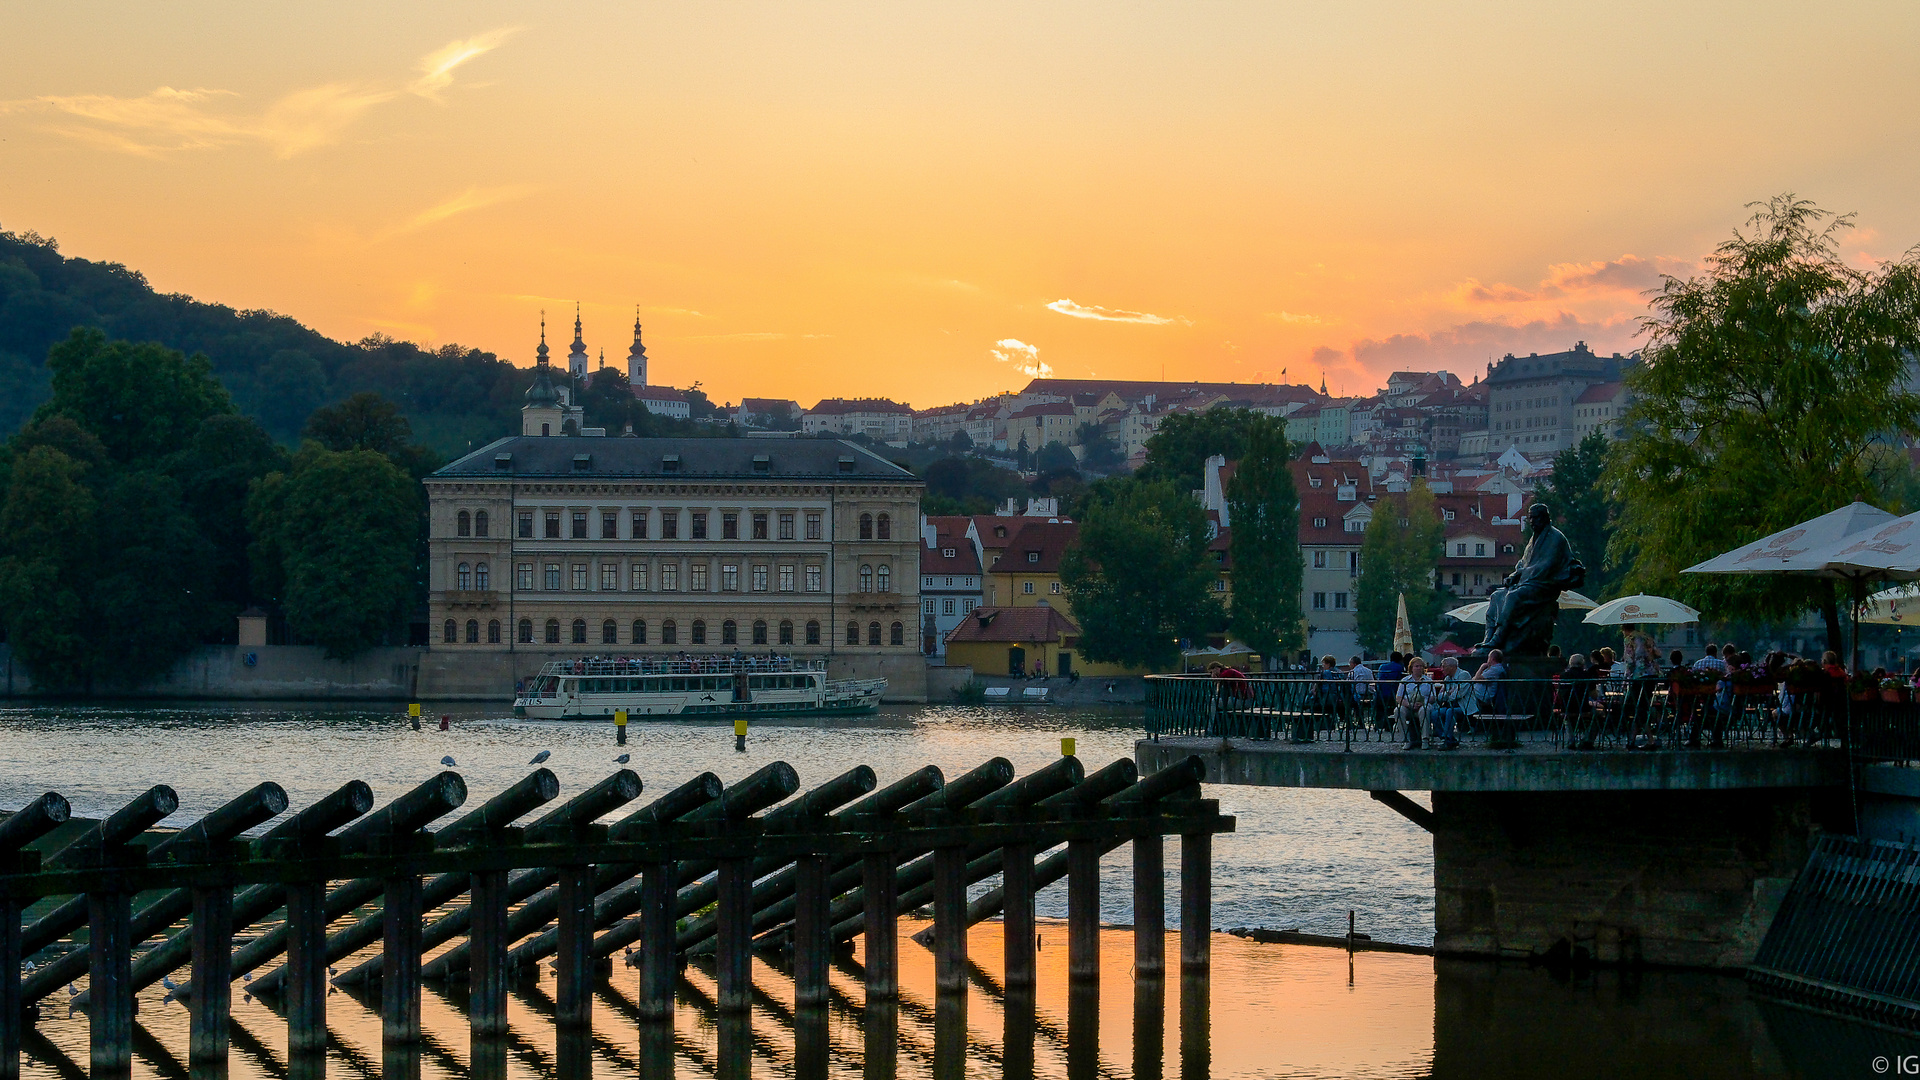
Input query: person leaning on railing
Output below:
<box><xmin>1564</xmin><ymin>653</ymin><xmax>1606</xmax><ymax>749</ymax></box>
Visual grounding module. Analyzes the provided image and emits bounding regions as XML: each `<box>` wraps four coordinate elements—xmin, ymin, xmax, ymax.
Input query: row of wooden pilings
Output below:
<box><xmin>1</xmin><ymin>752</ymin><xmax>1228</xmax><ymax>1077</ymax></box>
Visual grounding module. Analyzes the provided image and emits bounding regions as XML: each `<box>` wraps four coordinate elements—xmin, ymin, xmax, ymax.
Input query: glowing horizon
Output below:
<box><xmin>4</xmin><ymin>3</ymin><xmax>1917</xmax><ymax>408</ymax></box>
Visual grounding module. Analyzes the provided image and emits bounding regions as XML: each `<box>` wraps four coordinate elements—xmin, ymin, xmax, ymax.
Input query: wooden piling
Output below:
<box><xmin>1180</xmin><ymin>832</ymin><xmax>1211</xmax><ymax>975</ymax></box>
<box><xmin>792</xmin><ymin>854</ymin><xmax>830</xmax><ymax>1008</ymax></box>
<box><xmin>1003</xmin><ymin>842</ymin><xmax>1037</xmax><ymax>989</ymax></box>
<box><xmin>382</xmin><ymin>874</ymin><xmax>423</xmax><ymax>1045</ymax></box>
<box><xmin>1134</xmin><ymin>834</ymin><xmax>1166</xmax><ymax>979</ymax></box>
<box><xmin>2</xmin><ymin>900</ymin><xmax>21</xmax><ymax>1080</ymax></box>
<box><xmin>188</xmin><ymin>886</ymin><xmax>234</xmax><ymax>1065</ymax></box>
<box><xmin>283</xmin><ymin>881</ymin><xmax>328</xmax><ymax>1053</ymax></box>
<box><xmin>793</xmin><ymin>999</ymin><xmax>830</xmax><ymax>1080</ymax></box>
<box><xmin>863</xmin><ymin>999</ymin><xmax>898</xmax><ymax>1079</ymax></box>
<box><xmin>861</xmin><ymin>853</ymin><xmax>898</xmax><ymax>999</ymax></box>
<box><xmin>637</xmin><ymin>861</ymin><xmax>676</xmax><ymax>1020</ymax></box>
<box><xmin>1068</xmin><ymin>839</ymin><xmax>1101</xmax><ymax>983</ymax></box>
<box><xmin>554</xmin><ymin>864</ymin><xmax>596</xmax><ymax>1027</ymax></box>
<box><xmin>1134</xmin><ymin>975</ymin><xmax>1166</xmax><ymax>1080</ymax></box>
<box><xmin>87</xmin><ymin>890</ymin><xmax>134</xmax><ymax>1077</ymax></box>
<box><xmin>933</xmin><ymin>846</ymin><xmax>968</xmax><ymax>994</ymax></box>
<box><xmin>716</xmin><ymin>859</ymin><xmax>753</xmax><ymax>1012</ymax></box>
<box><xmin>467</xmin><ymin>869</ymin><xmax>510</xmax><ymax>1036</ymax></box>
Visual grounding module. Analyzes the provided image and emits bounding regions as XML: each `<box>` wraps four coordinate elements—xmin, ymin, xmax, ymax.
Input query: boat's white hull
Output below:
<box><xmin>514</xmin><ymin>678</ymin><xmax>886</xmax><ymax>720</ymax></box>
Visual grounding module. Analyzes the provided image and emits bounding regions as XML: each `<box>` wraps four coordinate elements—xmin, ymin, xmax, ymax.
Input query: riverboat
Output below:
<box><xmin>512</xmin><ymin>655</ymin><xmax>886</xmax><ymax>720</ymax></box>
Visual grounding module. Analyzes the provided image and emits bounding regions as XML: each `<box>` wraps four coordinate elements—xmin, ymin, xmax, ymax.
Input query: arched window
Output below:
<box><xmin>475</xmin><ymin>562</ymin><xmax>490</xmax><ymax>590</ymax></box>
<box><xmin>475</xmin><ymin>510</ymin><xmax>489</xmax><ymax>537</ymax></box>
<box><xmin>806</xmin><ymin>620</ymin><xmax>821</xmax><ymax>645</ymax></box>
<box><xmin>572</xmin><ymin>619</ymin><xmax>588</xmax><ymax>644</ymax></box>
<box><xmin>778</xmin><ymin>620</ymin><xmax>793</xmax><ymax>646</ymax></box>
<box><xmin>488</xmin><ymin>619</ymin><xmax>502</xmax><ymax>644</ymax></box>
<box><xmin>457</xmin><ymin>562</ymin><xmax>472</xmax><ymax>591</ymax></box>
<box><xmin>876</xmin><ymin>565</ymin><xmax>890</xmax><ymax>593</ymax></box>
<box><xmin>877</xmin><ymin>513</ymin><xmax>891</xmax><ymax>540</ymax></box>
<box><xmin>519</xmin><ymin>618</ymin><xmax>534</xmax><ymax>643</ymax></box>
<box><xmin>457</xmin><ymin>510</ymin><xmax>471</xmax><ymax>537</ymax></box>
<box><xmin>632</xmin><ymin>619</ymin><xmax>647</xmax><ymax>644</ymax></box>
<box><xmin>721</xmin><ymin>620</ymin><xmax>737</xmax><ymax>645</ymax></box>
<box><xmin>867</xmin><ymin>622</ymin><xmax>881</xmax><ymax>646</ymax></box>
<box><xmin>691</xmin><ymin>620</ymin><xmax>707</xmax><ymax>645</ymax></box>
<box><xmin>752</xmin><ymin>620</ymin><xmax>768</xmax><ymax>645</ymax></box>
<box><xmin>859</xmin><ymin>565</ymin><xmax>873</xmax><ymax>592</ymax></box>
<box><xmin>859</xmin><ymin>513</ymin><xmax>873</xmax><ymax>540</ymax></box>
<box><xmin>662</xmin><ymin>620</ymin><xmax>678</xmax><ymax>645</ymax></box>
<box><xmin>890</xmin><ymin>621</ymin><xmax>904</xmax><ymax>646</ymax></box>
<box><xmin>846</xmin><ymin>621</ymin><xmax>860</xmax><ymax>645</ymax></box>
<box><xmin>444</xmin><ymin>619</ymin><xmax>457</xmax><ymax>643</ymax></box>
<box><xmin>466</xmin><ymin>619</ymin><xmax>479</xmax><ymax>644</ymax></box>
<box><xmin>602</xmin><ymin>619</ymin><xmax>618</xmax><ymax>644</ymax></box>
<box><xmin>545</xmin><ymin>618</ymin><xmax>561</xmax><ymax>644</ymax></box>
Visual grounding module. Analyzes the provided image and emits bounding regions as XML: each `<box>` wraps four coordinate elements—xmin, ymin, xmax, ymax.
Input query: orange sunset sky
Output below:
<box><xmin>3</xmin><ymin>2</ymin><xmax>1918</xmax><ymax>408</ymax></box>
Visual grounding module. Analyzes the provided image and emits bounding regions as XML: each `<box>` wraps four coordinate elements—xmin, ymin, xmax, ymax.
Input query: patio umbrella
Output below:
<box><xmin>1444</xmin><ymin>590</ymin><xmax>1601</xmax><ymax>625</ymax></box>
<box><xmin>1683</xmin><ymin>501</ymin><xmax>1907</xmax><ymax>667</ymax></box>
<box><xmin>1582</xmin><ymin>594</ymin><xmax>1703</xmax><ymax>625</ymax></box>
<box><xmin>1861</xmin><ymin>585</ymin><xmax>1920</xmax><ymax>625</ymax></box>
<box><xmin>1393</xmin><ymin>593</ymin><xmax>1415</xmax><ymax>655</ymax></box>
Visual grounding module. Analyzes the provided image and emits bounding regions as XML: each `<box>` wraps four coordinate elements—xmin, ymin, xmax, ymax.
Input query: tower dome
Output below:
<box><xmin>627</xmin><ymin>307</ymin><xmax>649</xmax><ymax>387</ymax></box>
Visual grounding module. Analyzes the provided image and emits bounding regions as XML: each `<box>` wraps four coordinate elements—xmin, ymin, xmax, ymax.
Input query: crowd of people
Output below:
<box><xmin>1205</xmin><ymin>632</ymin><xmax>1907</xmax><ymax>751</ymax></box>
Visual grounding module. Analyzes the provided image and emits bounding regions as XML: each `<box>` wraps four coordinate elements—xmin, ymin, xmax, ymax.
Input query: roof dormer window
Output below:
<box><xmin>942</xmin><ymin>547</ymin><xmax>956</xmax><ymax>558</ymax></box>
<box><xmin>1027</xmin><ymin>551</ymin><xmax>1040</xmax><ymax>563</ymax></box>
<box><xmin>752</xmin><ymin>455</ymin><xmax>771</xmax><ymax>473</ymax></box>
<box><xmin>662</xmin><ymin>454</ymin><xmax>681</xmax><ymax>473</ymax></box>
<box><xmin>494</xmin><ymin>453</ymin><xmax>513</xmax><ymax>471</ymax></box>
<box><xmin>838</xmin><ymin>456</ymin><xmax>856</xmax><ymax>473</ymax></box>
<box><xmin>572</xmin><ymin>454</ymin><xmax>592</xmax><ymax>472</ymax></box>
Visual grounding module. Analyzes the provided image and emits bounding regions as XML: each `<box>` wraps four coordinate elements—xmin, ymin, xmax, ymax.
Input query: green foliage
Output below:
<box><xmin>166</xmin><ymin>414</ymin><xmax>289</xmax><ymax>612</ymax></box>
<box><xmin>1354</xmin><ymin>481</ymin><xmax>1449</xmax><ymax>654</ymax></box>
<box><xmin>303</xmin><ymin>392</ymin><xmax>442</xmax><ymax>479</ymax></box>
<box><xmin>38</xmin><ymin>327</ymin><xmax>234</xmax><ymax>464</ymax></box>
<box><xmin>1074</xmin><ymin>421</ymin><xmax>1124</xmax><ymax>472</ymax></box>
<box><xmin>1612</xmin><ymin>195</ymin><xmax>1920</xmax><ymax>638</ymax></box>
<box><xmin>1537</xmin><ymin>431</ymin><xmax>1618</xmax><ymax>654</ymax></box>
<box><xmin>1036</xmin><ymin>440</ymin><xmax>1079</xmax><ymax>476</ymax></box>
<box><xmin>0</xmin><ymin>446</ymin><xmax>95</xmax><ymax>686</ymax></box>
<box><xmin>920</xmin><ymin>455</ymin><xmax>1027</xmax><ymax>516</ymax></box>
<box><xmin>0</xmin><ymin>228</ymin><xmax>530</xmax><ymax>455</ymax></box>
<box><xmin>90</xmin><ymin>471</ymin><xmax>217</xmax><ymax>684</ymax></box>
<box><xmin>1227</xmin><ymin>419</ymin><xmax>1305</xmax><ymax>656</ymax></box>
<box><xmin>1137</xmin><ymin>408</ymin><xmax>1271</xmax><ymax>493</ymax></box>
<box><xmin>1060</xmin><ymin>478</ymin><xmax>1222</xmax><ymax>669</ymax></box>
<box><xmin>249</xmin><ymin>447</ymin><xmax>419</xmax><ymax>659</ymax></box>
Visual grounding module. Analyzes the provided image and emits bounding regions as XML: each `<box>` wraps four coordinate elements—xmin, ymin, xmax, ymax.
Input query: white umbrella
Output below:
<box><xmin>1682</xmin><ymin>501</ymin><xmax>1898</xmax><ymax>574</ymax></box>
<box><xmin>1393</xmin><ymin>593</ymin><xmax>1415</xmax><ymax>655</ymax></box>
<box><xmin>1445</xmin><ymin>590</ymin><xmax>1599</xmax><ymax>625</ymax></box>
<box><xmin>1860</xmin><ymin>585</ymin><xmax>1920</xmax><ymax>625</ymax></box>
<box><xmin>1582</xmin><ymin>594</ymin><xmax>1703</xmax><ymax>625</ymax></box>
<box><xmin>1803</xmin><ymin>511</ymin><xmax>1920</xmax><ymax>579</ymax></box>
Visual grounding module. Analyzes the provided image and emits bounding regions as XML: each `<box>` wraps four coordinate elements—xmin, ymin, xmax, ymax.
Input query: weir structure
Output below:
<box><xmin>1138</xmin><ymin>673</ymin><xmax>1900</xmax><ymax>972</ymax></box>
<box><xmin>0</xmin><ymin>754</ymin><xmax>1229</xmax><ymax>1078</ymax></box>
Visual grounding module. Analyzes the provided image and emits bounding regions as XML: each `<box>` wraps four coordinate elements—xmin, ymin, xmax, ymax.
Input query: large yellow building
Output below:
<box><xmin>943</xmin><ymin>606</ymin><xmax>1142</xmax><ymax>679</ymax></box>
<box><xmin>981</xmin><ymin>520</ymin><xmax>1079</xmax><ymax>620</ymax></box>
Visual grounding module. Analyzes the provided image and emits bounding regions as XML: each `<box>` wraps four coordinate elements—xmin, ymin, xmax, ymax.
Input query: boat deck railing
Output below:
<box><xmin>534</xmin><ymin>655</ymin><xmax>828</xmax><ymax>678</ymax></box>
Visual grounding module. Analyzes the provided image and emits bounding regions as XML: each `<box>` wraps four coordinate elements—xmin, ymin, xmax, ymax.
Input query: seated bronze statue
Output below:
<box><xmin>1476</xmin><ymin>502</ymin><xmax>1585</xmax><ymax>657</ymax></box>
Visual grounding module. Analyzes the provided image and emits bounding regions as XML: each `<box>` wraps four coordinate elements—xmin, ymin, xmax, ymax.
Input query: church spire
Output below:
<box><xmin>566</xmin><ymin>302</ymin><xmax>589</xmax><ymax>380</ymax></box>
<box><xmin>536</xmin><ymin>311</ymin><xmax>549</xmax><ymax>367</ymax></box>
<box><xmin>627</xmin><ymin>305</ymin><xmax>649</xmax><ymax>387</ymax></box>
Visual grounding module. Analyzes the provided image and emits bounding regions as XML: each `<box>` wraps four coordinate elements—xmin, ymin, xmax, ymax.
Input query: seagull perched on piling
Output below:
<box><xmin>614</xmin><ymin>753</ymin><xmax>631</xmax><ymax>764</ymax></box>
<box><xmin>441</xmin><ymin>755</ymin><xmax>457</xmax><ymax>767</ymax></box>
<box><xmin>529</xmin><ymin>750</ymin><xmax>551</xmax><ymax>765</ymax></box>
<box><xmin>162</xmin><ymin>976</ymin><xmax>177</xmax><ymax>990</ymax></box>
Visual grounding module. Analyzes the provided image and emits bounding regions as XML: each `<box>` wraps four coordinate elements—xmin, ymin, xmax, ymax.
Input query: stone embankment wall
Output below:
<box><xmin>415</xmin><ymin>648</ymin><xmax>930</xmax><ymax>703</ymax></box>
<box><xmin>0</xmin><ymin>644</ymin><xmax>422</xmax><ymax>700</ymax></box>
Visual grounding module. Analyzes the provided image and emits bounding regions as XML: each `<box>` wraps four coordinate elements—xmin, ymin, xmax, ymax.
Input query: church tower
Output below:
<box><xmin>627</xmin><ymin>308</ymin><xmax>648</xmax><ymax>387</ymax></box>
<box><xmin>566</xmin><ymin>303</ymin><xmax>589</xmax><ymax>381</ymax></box>
<box><xmin>522</xmin><ymin>315</ymin><xmax>565</xmax><ymax>436</ymax></box>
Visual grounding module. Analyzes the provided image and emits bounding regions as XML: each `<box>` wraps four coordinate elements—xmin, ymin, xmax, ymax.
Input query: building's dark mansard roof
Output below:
<box><xmin>431</xmin><ymin>436</ymin><xmax>920</xmax><ymax>481</ymax></box>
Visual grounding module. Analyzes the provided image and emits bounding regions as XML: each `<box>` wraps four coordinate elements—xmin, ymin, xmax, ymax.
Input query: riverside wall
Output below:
<box><xmin>413</xmin><ymin>648</ymin><xmax>930</xmax><ymax>703</ymax></box>
<box><xmin>0</xmin><ymin>644</ymin><xmax>422</xmax><ymax>700</ymax></box>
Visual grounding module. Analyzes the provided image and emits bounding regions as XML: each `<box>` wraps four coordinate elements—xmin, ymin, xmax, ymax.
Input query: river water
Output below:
<box><xmin>0</xmin><ymin>702</ymin><xmax>1907</xmax><ymax>1077</ymax></box>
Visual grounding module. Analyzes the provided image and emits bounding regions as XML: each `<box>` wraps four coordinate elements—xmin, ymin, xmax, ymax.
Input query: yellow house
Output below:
<box><xmin>984</xmin><ymin>520</ymin><xmax>1079</xmax><ymax>620</ymax></box>
<box><xmin>944</xmin><ymin>606</ymin><xmax>1145</xmax><ymax>679</ymax></box>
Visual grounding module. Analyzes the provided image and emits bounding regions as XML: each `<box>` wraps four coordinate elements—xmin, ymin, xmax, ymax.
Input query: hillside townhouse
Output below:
<box><xmin>802</xmin><ymin>398</ymin><xmax>914</xmax><ymax>441</ymax></box>
<box><xmin>919</xmin><ymin>515</ymin><xmax>984</xmax><ymax>656</ymax></box>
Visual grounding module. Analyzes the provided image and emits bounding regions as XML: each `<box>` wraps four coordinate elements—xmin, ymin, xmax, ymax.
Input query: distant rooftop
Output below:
<box><xmin>431</xmin><ymin>436</ymin><xmax>918</xmax><ymax>481</ymax></box>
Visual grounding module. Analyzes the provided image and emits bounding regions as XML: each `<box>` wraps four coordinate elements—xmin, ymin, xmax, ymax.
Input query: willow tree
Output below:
<box><xmin>1226</xmin><ymin>418</ymin><xmax>1304</xmax><ymax>658</ymax></box>
<box><xmin>1612</xmin><ymin>196</ymin><xmax>1920</xmax><ymax>644</ymax></box>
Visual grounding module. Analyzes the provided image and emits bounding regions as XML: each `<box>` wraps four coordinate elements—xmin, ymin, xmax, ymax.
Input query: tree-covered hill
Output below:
<box><xmin>0</xmin><ymin>226</ymin><xmax>526</xmax><ymax>453</ymax></box>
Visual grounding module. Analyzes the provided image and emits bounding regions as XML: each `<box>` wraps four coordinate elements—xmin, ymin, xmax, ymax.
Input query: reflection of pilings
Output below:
<box><xmin>1179</xmin><ymin>972</ymin><xmax>1209</xmax><ymax>1080</ymax></box>
<box><xmin>933</xmin><ymin>989</ymin><xmax>968</xmax><ymax>1080</ymax></box>
<box><xmin>1003</xmin><ymin>988</ymin><xmax>1036</xmax><ymax>1080</ymax></box>
<box><xmin>864</xmin><ymin>999</ymin><xmax>899</xmax><ymax>1080</ymax></box>
<box><xmin>126</xmin><ymin>780</ymin><xmax>375</xmax><ymax>1002</ymax></box>
<box><xmin>1134</xmin><ymin>977</ymin><xmax>1165</xmax><ymax>1080</ymax></box>
<box><xmin>1067</xmin><ymin>981</ymin><xmax>1100</xmax><ymax>1080</ymax></box>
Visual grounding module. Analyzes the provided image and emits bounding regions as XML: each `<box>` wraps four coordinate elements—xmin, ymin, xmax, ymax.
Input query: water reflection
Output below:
<box><xmin>19</xmin><ymin>916</ymin><xmax>1918</xmax><ymax>1078</ymax></box>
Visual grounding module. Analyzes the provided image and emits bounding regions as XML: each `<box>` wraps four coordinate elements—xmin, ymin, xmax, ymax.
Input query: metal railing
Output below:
<box><xmin>1143</xmin><ymin>673</ymin><xmax>1920</xmax><ymax>756</ymax></box>
<box><xmin>535</xmin><ymin>655</ymin><xmax>829</xmax><ymax>677</ymax></box>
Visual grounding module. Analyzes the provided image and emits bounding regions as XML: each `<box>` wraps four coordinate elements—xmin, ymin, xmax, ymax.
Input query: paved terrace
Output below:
<box><xmin>1136</xmin><ymin>736</ymin><xmax>1849</xmax><ymax>791</ymax></box>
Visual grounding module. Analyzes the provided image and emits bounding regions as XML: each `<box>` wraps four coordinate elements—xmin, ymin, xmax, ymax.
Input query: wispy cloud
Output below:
<box><xmin>1045</xmin><ymin>298</ymin><xmax>1181</xmax><ymax>325</ymax></box>
<box><xmin>393</xmin><ymin>184</ymin><xmax>535</xmax><ymax>234</ymax></box>
<box><xmin>410</xmin><ymin>28</ymin><xmax>519</xmax><ymax>102</ymax></box>
<box><xmin>1266</xmin><ymin>310</ymin><xmax>1321</xmax><ymax>325</ymax></box>
<box><xmin>2</xmin><ymin>29</ymin><xmax>516</xmax><ymax>157</ymax></box>
<box><xmin>990</xmin><ymin>338</ymin><xmax>1052</xmax><ymax>378</ymax></box>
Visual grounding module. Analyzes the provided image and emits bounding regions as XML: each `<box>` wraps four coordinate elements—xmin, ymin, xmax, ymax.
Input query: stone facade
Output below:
<box><xmin>422</xmin><ymin>436</ymin><xmax>926</xmax><ymax>699</ymax></box>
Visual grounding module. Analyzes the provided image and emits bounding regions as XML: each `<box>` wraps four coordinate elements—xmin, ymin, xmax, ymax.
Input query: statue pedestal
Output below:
<box><xmin>1468</xmin><ymin>653</ymin><xmax>1562</xmax><ymax>749</ymax></box>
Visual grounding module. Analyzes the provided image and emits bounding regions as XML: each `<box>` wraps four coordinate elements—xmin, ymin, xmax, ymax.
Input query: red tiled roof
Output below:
<box><xmin>921</xmin><ymin>529</ymin><xmax>982</xmax><ymax>574</ymax></box>
<box><xmin>945</xmin><ymin>606</ymin><xmax>1080</xmax><ymax>644</ymax></box>
<box><xmin>636</xmin><ymin>386</ymin><xmax>689</xmax><ymax>401</ymax></box>
<box><xmin>999</xmin><ymin>521</ymin><xmax>1080</xmax><ymax>574</ymax></box>
<box><xmin>1575</xmin><ymin>381</ymin><xmax>1625</xmax><ymax>404</ymax></box>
